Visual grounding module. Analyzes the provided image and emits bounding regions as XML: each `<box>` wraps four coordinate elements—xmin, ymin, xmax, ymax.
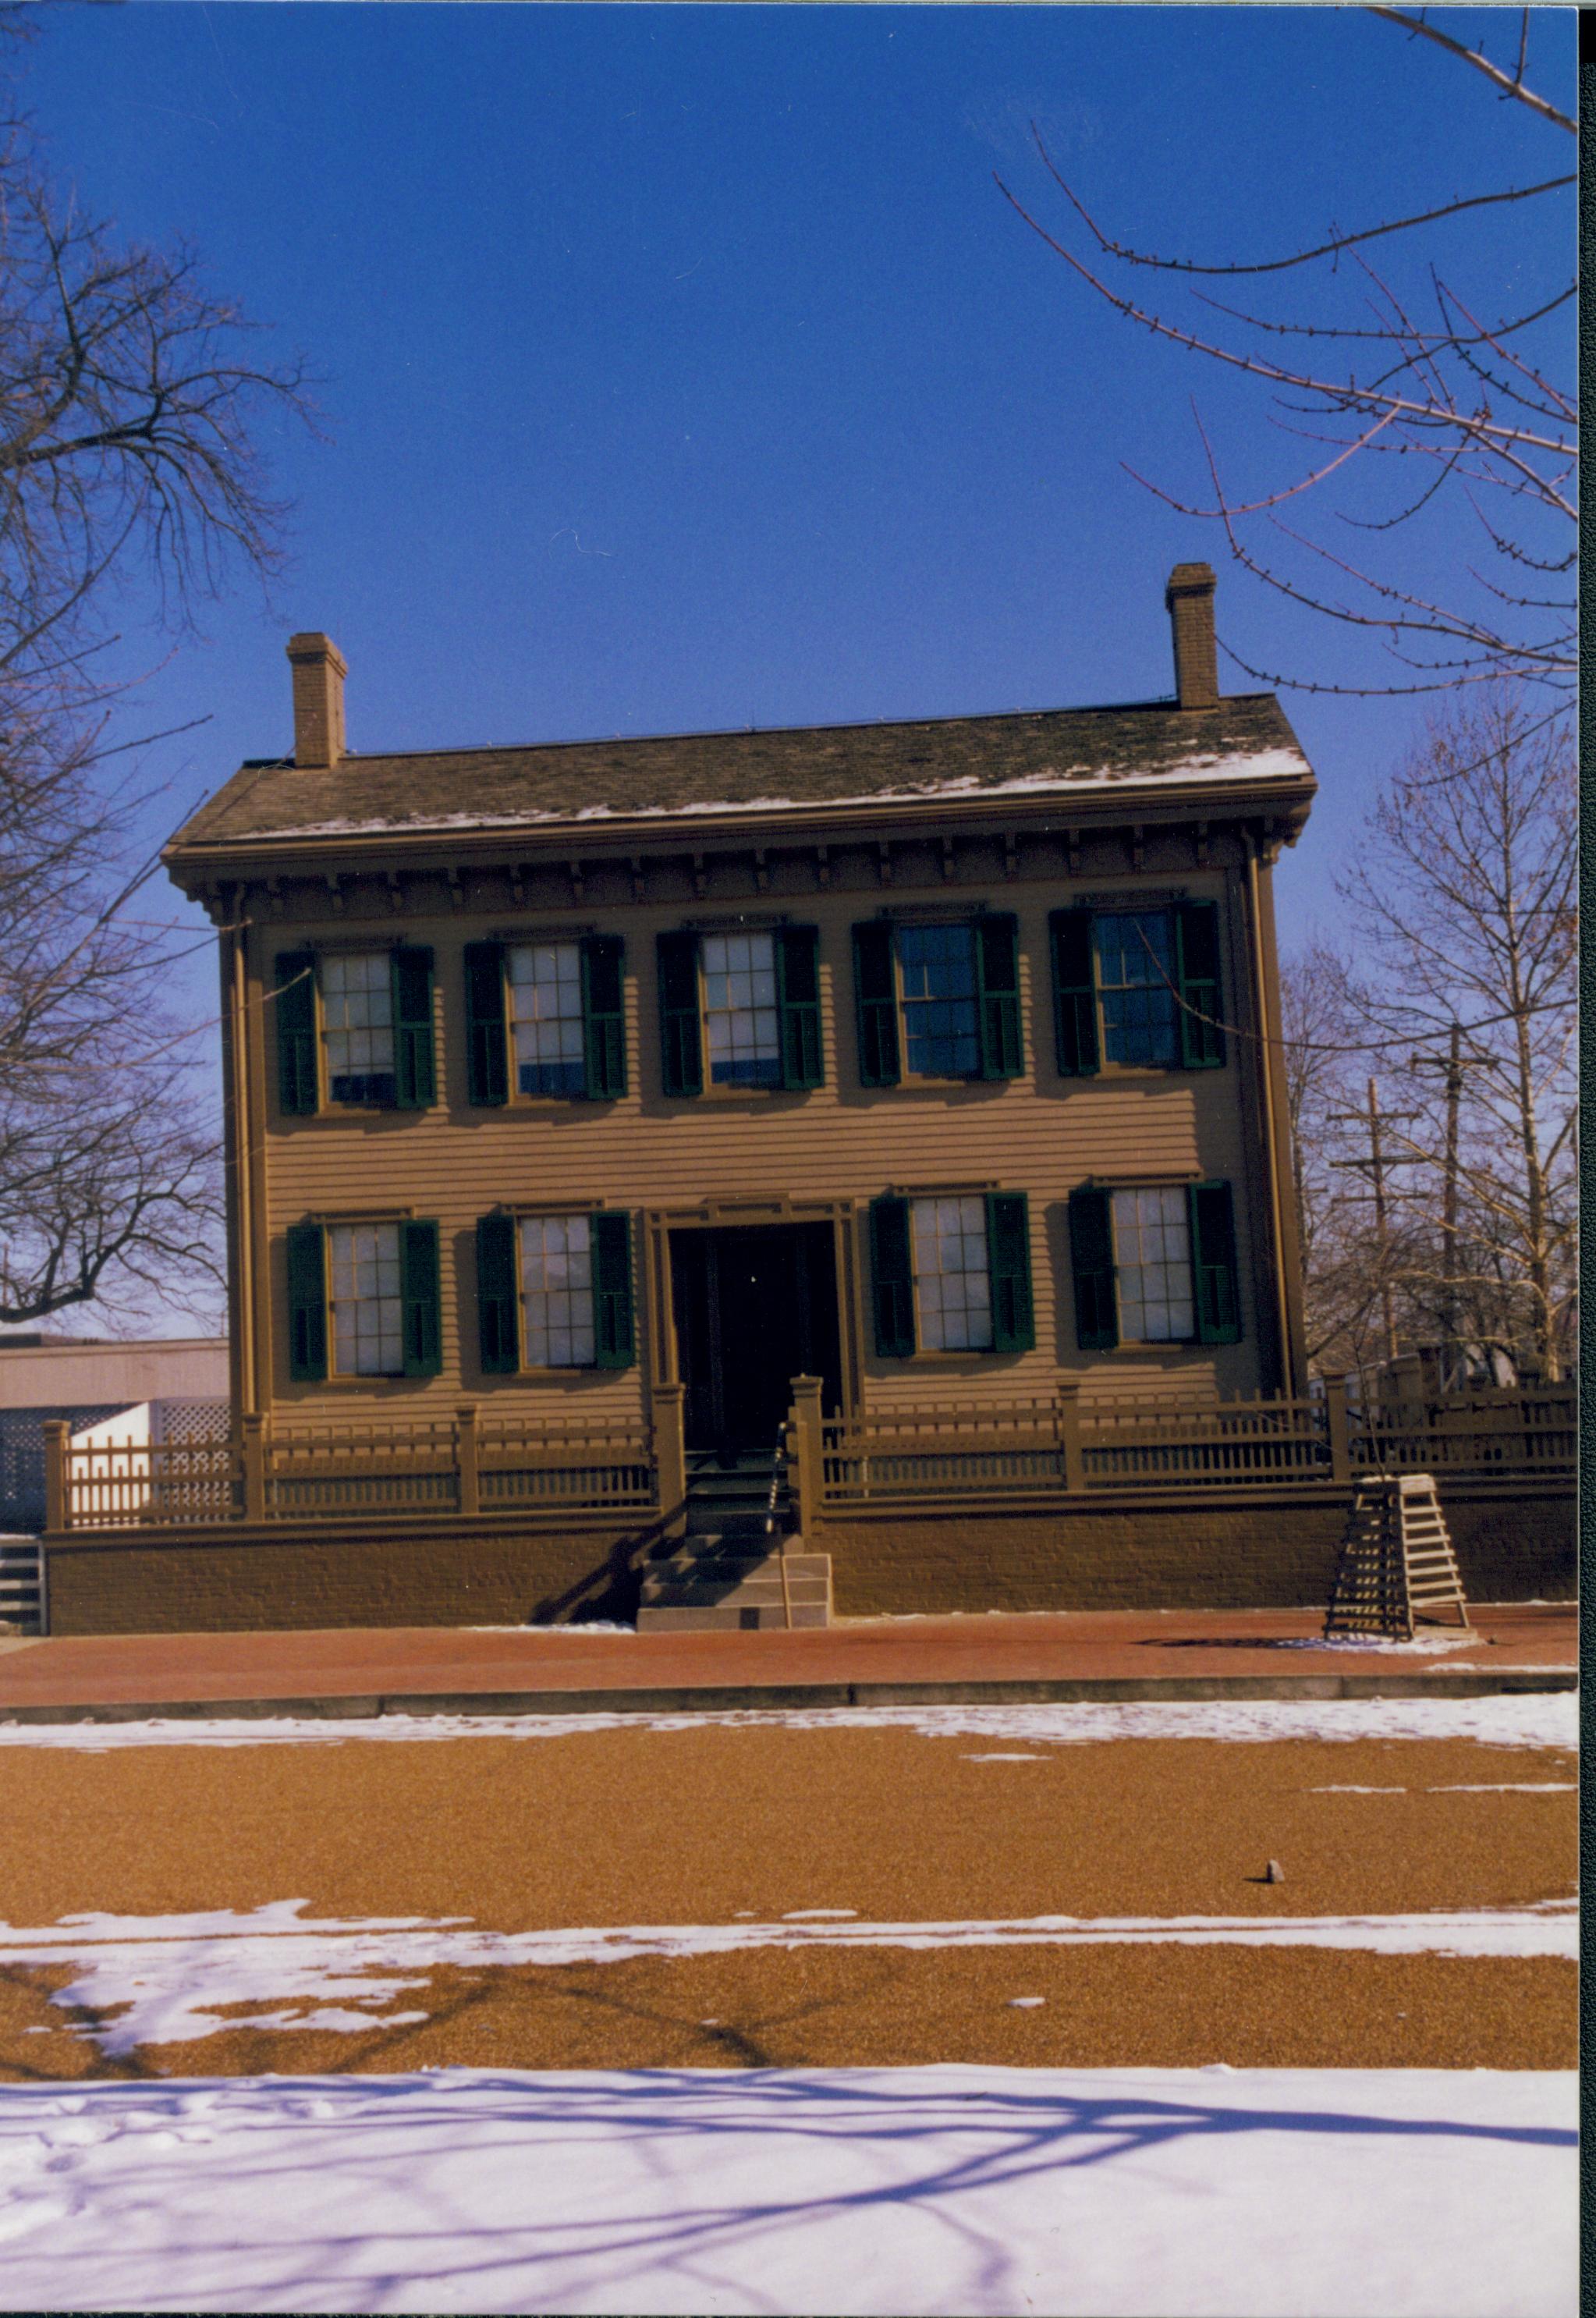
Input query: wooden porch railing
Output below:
<box><xmin>45</xmin><ymin>1405</ymin><xmax>660</xmax><ymax>1532</ymax></box>
<box><xmin>44</xmin><ymin>1378</ymin><xmax>1573</xmax><ymax>1535</ymax></box>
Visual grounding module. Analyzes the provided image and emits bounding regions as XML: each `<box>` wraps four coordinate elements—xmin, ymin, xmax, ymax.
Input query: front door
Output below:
<box><xmin>670</xmin><ymin>1223</ymin><xmax>843</xmax><ymax>1457</ymax></box>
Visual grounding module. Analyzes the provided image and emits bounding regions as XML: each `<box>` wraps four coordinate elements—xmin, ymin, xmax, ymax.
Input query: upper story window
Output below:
<box><xmin>853</xmin><ymin>915</ymin><xmax>1021</xmax><ymax>1088</ymax></box>
<box><xmin>1067</xmin><ymin>1180</ymin><xmax>1240</xmax><ymax>1350</ymax></box>
<box><xmin>703</xmin><ymin>931</ymin><xmax>782</xmax><ymax>1088</ymax></box>
<box><xmin>657</xmin><ymin>925</ymin><xmax>822</xmax><ymax>1098</ymax></box>
<box><xmin>867</xmin><ymin>1189</ymin><xmax>1034</xmax><ymax>1359</ymax></box>
<box><xmin>284</xmin><ymin>1217</ymin><xmax>442</xmax><ymax>1383</ymax></box>
<box><xmin>275</xmin><ymin>948</ymin><xmax>436</xmax><ymax>1117</ymax></box>
<box><xmin>321</xmin><ymin>953</ymin><xmax>397</xmax><ymax>1106</ymax></box>
<box><xmin>465</xmin><ymin>935</ymin><xmax>626</xmax><ymax>1106</ymax></box>
<box><xmin>508</xmin><ymin>943</ymin><xmax>587</xmax><ymax>1098</ymax></box>
<box><xmin>1052</xmin><ymin>901</ymin><xmax>1224</xmax><ymax>1077</ymax></box>
<box><xmin>898</xmin><ymin>926</ymin><xmax>981</xmax><ymax>1078</ymax></box>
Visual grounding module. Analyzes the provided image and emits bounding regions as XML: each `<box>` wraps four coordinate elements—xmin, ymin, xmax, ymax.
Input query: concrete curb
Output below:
<box><xmin>0</xmin><ymin>1668</ymin><xmax>1575</xmax><ymax>1724</ymax></box>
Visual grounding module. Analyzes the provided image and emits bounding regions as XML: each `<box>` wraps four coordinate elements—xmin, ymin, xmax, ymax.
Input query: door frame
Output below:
<box><xmin>643</xmin><ymin>1195</ymin><xmax>861</xmax><ymax>1422</ymax></box>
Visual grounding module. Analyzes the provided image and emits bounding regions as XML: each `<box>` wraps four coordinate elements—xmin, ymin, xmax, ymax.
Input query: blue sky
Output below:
<box><xmin>20</xmin><ymin>2</ymin><xmax>1575</xmax><ymax>1205</ymax></box>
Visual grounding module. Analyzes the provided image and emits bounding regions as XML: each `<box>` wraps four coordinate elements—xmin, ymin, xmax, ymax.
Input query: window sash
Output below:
<box><xmin>509</xmin><ymin>941</ymin><xmax>587</xmax><ymax>1098</ymax></box>
<box><xmin>519</xmin><ymin>1213</ymin><xmax>597</xmax><ymax>1368</ymax></box>
<box><xmin>321</xmin><ymin>952</ymin><xmax>398</xmax><ymax>1106</ymax></box>
<box><xmin>1111</xmin><ymin>1186</ymin><xmax>1195</xmax><ymax>1344</ymax></box>
<box><xmin>1093</xmin><ymin>912</ymin><xmax>1180</xmax><ymax>1069</ymax></box>
<box><xmin>703</xmin><ymin>931</ymin><xmax>782</xmax><ymax>1088</ymax></box>
<box><xmin>897</xmin><ymin>924</ymin><xmax>981</xmax><ymax>1080</ymax></box>
<box><xmin>328</xmin><ymin>1221</ymin><xmax>405</xmax><ymax>1376</ymax></box>
<box><xmin>910</xmin><ymin>1194</ymin><xmax>993</xmax><ymax>1351</ymax></box>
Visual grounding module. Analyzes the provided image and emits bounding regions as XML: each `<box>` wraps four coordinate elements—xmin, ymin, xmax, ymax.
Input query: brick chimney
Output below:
<box><xmin>286</xmin><ymin>632</ymin><xmax>347</xmax><ymax>767</ymax></box>
<box><xmin>1165</xmin><ymin>563</ymin><xmax>1218</xmax><ymax>710</ymax></box>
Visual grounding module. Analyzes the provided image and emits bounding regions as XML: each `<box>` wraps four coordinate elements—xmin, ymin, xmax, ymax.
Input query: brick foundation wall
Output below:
<box><xmin>42</xmin><ymin>1481</ymin><xmax>1571</xmax><ymax>1635</ymax></box>
<box><xmin>43</xmin><ymin>1517</ymin><xmax>656</xmax><ymax>1636</ymax></box>
<box><xmin>822</xmin><ymin>1481</ymin><xmax>1574</xmax><ymax>1618</ymax></box>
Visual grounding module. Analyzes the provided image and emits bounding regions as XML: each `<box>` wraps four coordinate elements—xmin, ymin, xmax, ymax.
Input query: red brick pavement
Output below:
<box><xmin>0</xmin><ymin>1602</ymin><xmax>1573</xmax><ymax>1713</ymax></box>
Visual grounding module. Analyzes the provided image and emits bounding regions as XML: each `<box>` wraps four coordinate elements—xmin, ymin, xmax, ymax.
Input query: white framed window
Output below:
<box><xmin>321</xmin><ymin>952</ymin><xmax>396</xmax><ymax>1105</ymax></box>
<box><xmin>703</xmin><ymin>930</ymin><xmax>781</xmax><ymax>1088</ymax></box>
<box><xmin>328</xmin><ymin>1222</ymin><xmax>403</xmax><ymax>1376</ymax></box>
<box><xmin>910</xmin><ymin>1194</ymin><xmax>993</xmax><ymax>1351</ymax></box>
<box><xmin>1112</xmin><ymin>1187</ymin><xmax>1194</xmax><ymax>1342</ymax></box>
<box><xmin>509</xmin><ymin>942</ymin><xmax>586</xmax><ymax>1097</ymax></box>
<box><xmin>897</xmin><ymin>924</ymin><xmax>980</xmax><ymax>1078</ymax></box>
<box><xmin>519</xmin><ymin>1213</ymin><xmax>595</xmax><ymax>1368</ymax></box>
<box><xmin>1092</xmin><ymin>912</ymin><xmax>1179</xmax><ymax>1068</ymax></box>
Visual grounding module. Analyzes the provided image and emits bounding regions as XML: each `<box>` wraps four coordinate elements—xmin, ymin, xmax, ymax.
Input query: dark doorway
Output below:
<box><xmin>670</xmin><ymin>1223</ymin><xmax>843</xmax><ymax>1457</ymax></box>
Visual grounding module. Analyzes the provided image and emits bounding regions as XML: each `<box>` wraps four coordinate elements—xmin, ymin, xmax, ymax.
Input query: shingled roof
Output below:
<box><xmin>168</xmin><ymin>692</ymin><xmax>1314</xmax><ymax>858</ymax></box>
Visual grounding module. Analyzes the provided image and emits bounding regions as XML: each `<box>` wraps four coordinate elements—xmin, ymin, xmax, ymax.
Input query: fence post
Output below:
<box><xmin>42</xmin><ymin>1418</ymin><xmax>69</xmax><ymax>1534</ymax></box>
<box><xmin>653</xmin><ymin>1382</ymin><xmax>688</xmax><ymax>1539</ymax></box>
<box><xmin>1055</xmin><ymin>1381</ymin><xmax>1086</xmax><ymax>1493</ymax></box>
<box><xmin>241</xmin><ymin>1413</ymin><xmax>267</xmax><ymax>1522</ymax></box>
<box><xmin>1323</xmin><ymin>1374</ymin><xmax>1352</xmax><ymax>1485</ymax></box>
<box><xmin>456</xmin><ymin>1403</ymin><xmax>480</xmax><ymax>1517</ymax></box>
<box><xmin>789</xmin><ymin>1376</ymin><xmax>825</xmax><ymax>1538</ymax></box>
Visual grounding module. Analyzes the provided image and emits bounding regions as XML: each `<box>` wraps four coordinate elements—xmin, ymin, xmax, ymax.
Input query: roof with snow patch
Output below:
<box><xmin>168</xmin><ymin>692</ymin><xmax>1314</xmax><ymax>860</ymax></box>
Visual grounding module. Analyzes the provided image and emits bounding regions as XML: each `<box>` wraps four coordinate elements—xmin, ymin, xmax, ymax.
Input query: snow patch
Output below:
<box><xmin>0</xmin><ymin>2067</ymin><xmax>1573</xmax><ymax>2316</ymax></box>
<box><xmin>1</xmin><ymin>1899</ymin><xmax>1575</xmax><ymax>2057</ymax></box>
<box><xmin>0</xmin><ymin>1691</ymin><xmax>1575</xmax><ymax>1752</ymax></box>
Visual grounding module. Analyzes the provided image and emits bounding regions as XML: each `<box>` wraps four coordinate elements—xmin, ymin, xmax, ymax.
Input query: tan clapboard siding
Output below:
<box><xmin>254</xmin><ymin>877</ymin><xmax>1269</xmax><ymax>1419</ymax></box>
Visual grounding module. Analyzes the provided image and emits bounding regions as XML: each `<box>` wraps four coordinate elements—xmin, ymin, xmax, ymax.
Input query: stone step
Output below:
<box><xmin>636</xmin><ymin>1601</ymin><xmax>831</xmax><ymax>1633</ymax></box>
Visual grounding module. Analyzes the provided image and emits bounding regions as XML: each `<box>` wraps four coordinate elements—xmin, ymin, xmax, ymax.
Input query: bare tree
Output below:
<box><xmin>0</xmin><ymin>21</ymin><xmax>314</xmax><ymax>1326</ymax></box>
<box><xmin>1330</xmin><ymin>688</ymin><xmax>1575</xmax><ymax>1379</ymax></box>
<box><xmin>0</xmin><ymin>671</ymin><xmax>220</xmax><ymax>1324</ymax></box>
<box><xmin>998</xmin><ymin>8</ymin><xmax>1575</xmax><ymax>701</ymax></box>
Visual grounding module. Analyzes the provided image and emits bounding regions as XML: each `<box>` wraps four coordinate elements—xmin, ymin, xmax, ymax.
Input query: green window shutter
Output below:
<box><xmin>391</xmin><ymin>946</ymin><xmax>436</xmax><ymax>1109</ymax></box>
<box><xmin>399</xmin><ymin>1220</ymin><xmax>443</xmax><ymax>1377</ymax></box>
<box><xmin>580</xmin><ymin>935</ymin><xmax>627</xmax><ymax>1099</ymax></box>
<box><xmin>867</xmin><ymin>1194</ymin><xmax>915</xmax><ymax>1358</ymax></box>
<box><xmin>985</xmin><ymin>1191</ymin><xmax>1035</xmax><ymax>1353</ymax></box>
<box><xmin>1189</xmin><ymin>1180</ymin><xmax>1242</xmax><ymax>1344</ymax></box>
<box><xmin>285</xmin><ymin>1221</ymin><xmax>328</xmax><ymax>1382</ymax></box>
<box><xmin>591</xmin><ymin>1211</ymin><xmax>637</xmax><ymax>1368</ymax></box>
<box><xmin>853</xmin><ymin>922</ymin><xmax>901</xmax><ymax>1088</ymax></box>
<box><xmin>1176</xmin><ymin>901</ymin><xmax>1225</xmax><ymax>1070</ymax></box>
<box><xmin>475</xmin><ymin>1214</ymin><xmax>520</xmax><ymax>1374</ymax></box>
<box><xmin>657</xmin><ymin>930</ymin><xmax>703</xmax><ymax>1097</ymax></box>
<box><xmin>1068</xmin><ymin>1187</ymin><xmax>1117</xmax><ymax>1351</ymax></box>
<box><xmin>464</xmin><ymin>942</ymin><xmax>509</xmax><ymax>1107</ymax></box>
<box><xmin>1049</xmin><ymin>911</ymin><xmax>1099</xmax><ymax>1077</ymax></box>
<box><xmin>775</xmin><ymin>925</ymin><xmax>824</xmax><ymax>1090</ymax></box>
<box><xmin>275</xmin><ymin>952</ymin><xmax>318</xmax><ymax>1116</ymax></box>
<box><xmin>974</xmin><ymin>914</ymin><xmax>1023</xmax><ymax>1080</ymax></box>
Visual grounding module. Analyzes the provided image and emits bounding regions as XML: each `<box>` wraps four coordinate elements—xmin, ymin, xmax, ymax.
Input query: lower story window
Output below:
<box><xmin>520</xmin><ymin>1213</ymin><xmax>596</xmax><ymax>1367</ymax></box>
<box><xmin>911</xmin><ymin>1194</ymin><xmax>992</xmax><ymax>1351</ymax></box>
<box><xmin>1112</xmin><ymin>1187</ymin><xmax>1194</xmax><ymax>1342</ymax></box>
<box><xmin>329</xmin><ymin>1222</ymin><xmax>403</xmax><ymax>1375</ymax></box>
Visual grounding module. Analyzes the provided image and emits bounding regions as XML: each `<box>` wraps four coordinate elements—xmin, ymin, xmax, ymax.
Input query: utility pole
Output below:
<box><xmin>1328</xmin><ymin>1077</ymin><xmax>1420</xmax><ymax>1365</ymax></box>
<box><xmin>1410</xmin><ymin>1024</ymin><xmax>1488</xmax><ymax>1386</ymax></box>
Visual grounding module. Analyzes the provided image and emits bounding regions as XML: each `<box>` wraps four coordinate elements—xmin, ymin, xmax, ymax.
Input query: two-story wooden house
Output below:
<box><xmin>86</xmin><ymin>562</ymin><xmax>1320</xmax><ymax>1630</ymax></box>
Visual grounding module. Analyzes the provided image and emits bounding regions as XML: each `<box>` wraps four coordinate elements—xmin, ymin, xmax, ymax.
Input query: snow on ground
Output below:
<box><xmin>0</xmin><ymin>2066</ymin><xmax>1574</xmax><ymax>2316</ymax></box>
<box><xmin>2</xmin><ymin>1900</ymin><xmax>1577</xmax><ymax>2057</ymax></box>
<box><xmin>0</xmin><ymin>1691</ymin><xmax>1576</xmax><ymax>1752</ymax></box>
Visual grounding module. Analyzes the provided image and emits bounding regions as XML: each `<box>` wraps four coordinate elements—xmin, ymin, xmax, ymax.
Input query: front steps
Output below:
<box><xmin>0</xmin><ymin>1534</ymin><xmax>44</xmax><ymax>1635</ymax></box>
<box><xmin>637</xmin><ymin>1533</ymin><xmax>832</xmax><ymax>1630</ymax></box>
